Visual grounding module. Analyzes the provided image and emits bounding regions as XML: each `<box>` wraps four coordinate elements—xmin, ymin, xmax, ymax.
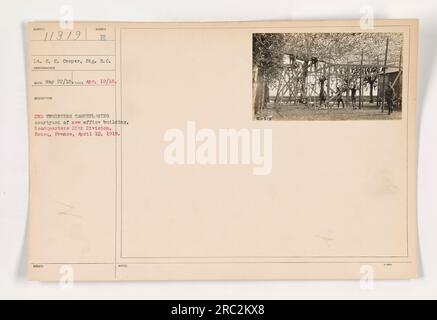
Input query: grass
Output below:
<box><xmin>257</xmin><ymin>103</ymin><xmax>402</xmax><ymax>121</ymax></box>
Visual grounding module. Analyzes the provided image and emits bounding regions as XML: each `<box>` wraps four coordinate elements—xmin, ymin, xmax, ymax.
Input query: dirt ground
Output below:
<box><xmin>258</xmin><ymin>103</ymin><xmax>402</xmax><ymax>121</ymax></box>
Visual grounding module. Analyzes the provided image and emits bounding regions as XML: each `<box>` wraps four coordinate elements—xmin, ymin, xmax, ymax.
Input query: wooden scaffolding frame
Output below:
<box><xmin>269</xmin><ymin>38</ymin><xmax>402</xmax><ymax>109</ymax></box>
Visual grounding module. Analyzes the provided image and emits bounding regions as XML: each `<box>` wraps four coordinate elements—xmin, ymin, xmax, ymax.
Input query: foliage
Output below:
<box><xmin>281</xmin><ymin>33</ymin><xmax>403</xmax><ymax>65</ymax></box>
<box><xmin>253</xmin><ymin>33</ymin><xmax>286</xmax><ymax>81</ymax></box>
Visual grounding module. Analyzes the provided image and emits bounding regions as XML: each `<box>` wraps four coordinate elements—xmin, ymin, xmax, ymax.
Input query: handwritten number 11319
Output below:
<box><xmin>44</xmin><ymin>31</ymin><xmax>81</xmax><ymax>41</ymax></box>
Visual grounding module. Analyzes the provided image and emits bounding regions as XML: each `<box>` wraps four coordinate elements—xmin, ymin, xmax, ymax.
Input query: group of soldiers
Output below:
<box><xmin>317</xmin><ymin>80</ymin><xmax>396</xmax><ymax>115</ymax></box>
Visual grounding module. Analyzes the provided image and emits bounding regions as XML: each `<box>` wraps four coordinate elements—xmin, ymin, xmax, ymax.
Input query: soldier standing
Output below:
<box><xmin>385</xmin><ymin>80</ymin><xmax>395</xmax><ymax>115</ymax></box>
<box><xmin>350</xmin><ymin>84</ymin><xmax>358</xmax><ymax>109</ymax></box>
<box><xmin>335</xmin><ymin>86</ymin><xmax>344</xmax><ymax>109</ymax></box>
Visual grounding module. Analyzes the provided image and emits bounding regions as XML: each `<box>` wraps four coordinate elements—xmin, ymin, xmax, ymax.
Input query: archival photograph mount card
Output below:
<box><xmin>27</xmin><ymin>19</ymin><xmax>419</xmax><ymax>281</ymax></box>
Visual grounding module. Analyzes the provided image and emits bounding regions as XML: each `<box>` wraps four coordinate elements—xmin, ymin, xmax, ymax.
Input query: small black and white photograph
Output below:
<box><xmin>252</xmin><ymin>32</ymin><xmax>404</xmax><ymax>120</ymax></box>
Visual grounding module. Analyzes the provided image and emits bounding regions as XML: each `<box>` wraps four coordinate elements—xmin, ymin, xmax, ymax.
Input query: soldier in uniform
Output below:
<box><xmin>319</xmin><ymin>85</ymin><xmax>327</xmax><ymax>109</ymax></box>
<box><xmin>350</xmin><ymin>84</ymin><xmax>358</xmax><ymax>109</ymax></box>
<box><xmin>335</xmin><ymin>86</ymin><xmax>344</xmax><ymax>109</ymax></box>
<box><xmin>385</xmin><ymin>80</ymin><xmax>395</xmax><ymax>115</ymax></box>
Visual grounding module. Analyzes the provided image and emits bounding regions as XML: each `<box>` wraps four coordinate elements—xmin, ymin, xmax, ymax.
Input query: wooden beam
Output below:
<box><xmin>359</xmin><ymin>49</ymin><xmax>364</xmax><ymax>109</ymax></box>
<box><xmin>381</xmin><ymin>38</ymin><xmax>389</xmax><ymax>112</ymax></box>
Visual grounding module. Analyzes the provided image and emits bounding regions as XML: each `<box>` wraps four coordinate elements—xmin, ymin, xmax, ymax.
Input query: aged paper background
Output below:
<box><xmin>27</xmin><ymin>20</ymin><xmax>418</xmax><ymax>281</ymax></box>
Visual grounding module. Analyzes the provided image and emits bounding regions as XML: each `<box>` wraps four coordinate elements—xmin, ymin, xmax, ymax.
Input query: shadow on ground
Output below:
<box><xmin>259</xmin><ymin>104</ymin><xmax>402</xmax><ymax>121</ymax></box>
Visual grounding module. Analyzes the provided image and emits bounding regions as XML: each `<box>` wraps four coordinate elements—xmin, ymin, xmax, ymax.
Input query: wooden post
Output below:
<box><xmin>346</xmin><ymin>58</ymin><xmax>350</xmax><ymax>107</ymax></box>
<box><xmin>322</xmin><ymin>64</ymin><xmax>326</xmax><ymax>107</ymax></box>
<box><xmin>398</xmin><ymin>48</ymin><xmax>403</xmax><ymax>109</ymax></box>
<box><xmin>376</xmin><ymin>56</ymin><xmax>381</xmax><ymax>108</ymax></box>
<box><xmin>359</xmin><ymin>49</ymin><xmax>364</xmax><ymax>109</ymax></box>
<box><xmin>327</xmin><ymin>61</ymin><xmax>331</xmax><ymax>105</ymax></box>
<box><xmin>381</xmin><ymin>38</ymin><xmax>389</xmax><ymax>112</ymax></box>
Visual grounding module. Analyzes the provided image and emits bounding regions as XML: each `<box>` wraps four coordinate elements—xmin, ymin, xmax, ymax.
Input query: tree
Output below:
<box><xmin>253</xmin><ymin>34</ymin><xmax>286</xmax><ymax>115</ymax></box>
<box><xmin>363</xmin><ymin>67</ymin><xmax>380</xmax><ymax>103</ymax></box>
